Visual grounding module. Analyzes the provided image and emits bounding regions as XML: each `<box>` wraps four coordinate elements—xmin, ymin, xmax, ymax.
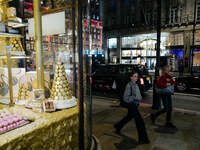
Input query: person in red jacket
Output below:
<box><xmin>150</xmin><ymin>66</ymin><xmax>177</xmax><ymax>128</ymax></box>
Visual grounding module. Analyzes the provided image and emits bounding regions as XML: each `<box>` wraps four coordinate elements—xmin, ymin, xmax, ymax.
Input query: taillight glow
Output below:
<box><xmin>140</xmin><ymin>78</ymin><xmax>144</xmax><ymax>85</ymax></box>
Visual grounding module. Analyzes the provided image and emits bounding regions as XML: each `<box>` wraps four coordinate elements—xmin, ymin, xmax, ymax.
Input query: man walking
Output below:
<box><xmin>178</xmin><ymin>62</ymin><xmax>184</xmax><ymax>76</ymax></box>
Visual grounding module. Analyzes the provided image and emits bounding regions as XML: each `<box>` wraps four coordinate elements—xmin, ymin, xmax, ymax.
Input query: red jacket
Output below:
<box><xmin>156</xmin><ymin>74</ymin><xmax>177</xmax><ymax>89</ymax></box>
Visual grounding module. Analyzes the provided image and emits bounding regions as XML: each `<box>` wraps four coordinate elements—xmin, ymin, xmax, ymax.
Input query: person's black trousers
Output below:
<box><xmin>115</xmin><ymin>103</ymin><xmax>149</xmax><ymax>141</ymax></box>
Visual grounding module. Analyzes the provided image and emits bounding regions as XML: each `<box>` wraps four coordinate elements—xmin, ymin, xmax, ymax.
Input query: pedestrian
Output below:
<box><xmin>150</xmin><ymin>66</ymin><xmax>177</xmax><ymax>128</ymax></box>
<box><xmin>115</xmin><ymin>68</ymin><xmax>129</xmax><ymax>107</ymax></box>
<box><xmin>114</xmin><ymin>71</ymin><xmax>150</xmax><ymax>144</ymax></box>
<box><xmin>178</xmin><ymin>62</ymin><xmax>184</xmax><ymax>76</ymax></box>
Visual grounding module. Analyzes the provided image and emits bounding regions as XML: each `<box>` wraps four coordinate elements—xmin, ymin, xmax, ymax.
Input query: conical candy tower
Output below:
<box><xmin>11</xmin><ymin>37</ymin><xmax>23</xmax><ymax>51</ymax></box>
<box><xmin>50</xmin><ymin>61</ymin><xmax>72</xmax><ymax>100</ymax></box>
<box><xmin>17</xmin><ymin>83</ymin><xmax>29</xmax><ymax>101</ymax></box>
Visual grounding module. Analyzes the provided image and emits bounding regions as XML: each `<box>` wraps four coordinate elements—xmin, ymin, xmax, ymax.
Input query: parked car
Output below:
<box><xmin>174</xmin><ymin>74</ymin><xmax>200</xmax><ymax>92</ymax></box>
<box><xmin>92</xmin><ymin>64</ymin><xmax>152</xmax><ymax>93</ymax></box>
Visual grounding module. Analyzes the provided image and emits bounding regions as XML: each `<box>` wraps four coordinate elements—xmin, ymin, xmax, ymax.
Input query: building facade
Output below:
<box><xmin>102</xmin><ymin>0</ymin><xmax>200</xmax><ymax>73</ymax></box>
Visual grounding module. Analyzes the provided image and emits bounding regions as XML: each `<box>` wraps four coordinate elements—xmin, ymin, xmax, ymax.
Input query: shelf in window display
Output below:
<box><xmin>122</xmin><ymin>47</ymin><xmax>144</xmax><ymax>50</ymax></box>
<box><xmin>0</xmin><ymin>32</ymin><xmax>25</xmax><ymax>38</ymax></box>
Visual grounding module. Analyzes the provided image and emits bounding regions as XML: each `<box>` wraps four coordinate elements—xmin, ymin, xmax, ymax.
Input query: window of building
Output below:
<box><xmin>97</xmin><ymin>16</ymin><xmax>99</xmax><ymax>20</ymax></box>
<box><xmin>153</xmin><ymin>9</ymin><xmax>157</xmax><ymax>25</ymax></box>
<box><xmin>111</xmin><ymin>18</ymin><xmax>115</xmax><ymax>30</ymax></box>
<box><xmin>94</xmin><ymin>34</ymin><xmax>96</xmax><ymax>39</ymax></box>
<box><xmin>132</xmin><ymin>14</ymin><xmax>134</xmax><ymax>26</ymax></box>
<box><xmin>93</xmin><ymin>15</ymin><xmax>95</xmax><ymax>19</ymax></box>
<box><xmin>94</xmin><ymin>27</ymin><xmax>96</xmax><ymax>32</ymax></box>
<box><xmin>180</xmin><ymin>5</ymin><xmax>182</xmax><ymax>22</ymax></box>
<box><xmin>146</xmin><ymin>10</ymin><xmax>151</xmax><ymax>26</ymax></box>
<box><xmin>125</xmin><ymin>15</ymin><xmax>130</xmax><ymax>28</ymax></box>
<box><xmin>108</xmin><ymin>38</ymin><xmax>117</xmax><ymax>49</ymax></box>
<box><xmin>98</xmin><ymin>29</ymin><xmax>100</xmax><ymax>33</ymax></box>
<box><xmin>125</xmin><ymin>0</ymin><xmax>130</xmax><ymax>5</ymax></box>
<box><xmin>197</xmin><ymin>2</ymin><xmax>200</xmax><ymax>20</ymax></box>
<box><xmin>110</xmin><ymin>0</ymin><xmax>115</xmax><ymax>12</ymax></box>
<box><xmin>171</xmin><ymin>6</ymin><xmax>178</xmax><ymax>23</ymax></box>
<box><xmin>98</xmin><ymin>35</ymin><xmax>100</xmax><ymax>39</ymax></box>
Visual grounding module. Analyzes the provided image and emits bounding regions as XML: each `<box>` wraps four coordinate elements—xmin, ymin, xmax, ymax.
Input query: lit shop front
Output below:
<box><xmin>120</xmin><ymin>32</ymin><xmax>184</xmax><ymax>72</ymax></box>
<box><xmin>0</xmin><ymin>0</ymin><xmax>94</xmax><ymax>150</ymax></box>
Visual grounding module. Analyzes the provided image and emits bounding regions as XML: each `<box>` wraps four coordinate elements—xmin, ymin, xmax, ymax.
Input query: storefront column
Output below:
<box><xmin>184</xmin><ymin>30</ymin><xmax>191</xmax><ymax>73</ymax></box>
<box><xmin>117</xmin><ymin>37</ymin><xmax>121</xmax><ymax>63</ymax></box>
<box><xmin>33</xmin><ymin>0</ymin><xmax>44</xmax><ymax>90</ymax></box>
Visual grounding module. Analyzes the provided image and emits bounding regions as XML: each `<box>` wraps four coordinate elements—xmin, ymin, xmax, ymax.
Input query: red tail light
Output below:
<box><xmin>140</xmin><ymin>78</ymin><xmax>144</xmax><ymax>85</ymax></box>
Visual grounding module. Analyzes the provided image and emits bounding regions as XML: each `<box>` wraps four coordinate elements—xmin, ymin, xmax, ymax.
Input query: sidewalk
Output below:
<box><xmin>92</xmin><ymin>97</ymin><xmax>200</xmax><ymax>150</ymax></box>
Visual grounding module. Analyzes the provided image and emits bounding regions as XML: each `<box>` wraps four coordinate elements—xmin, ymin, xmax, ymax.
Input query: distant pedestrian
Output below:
<box><xmin>150</xmin><ymin>66</ymin><xmax>177</xmax><ymax>128</ymax></box>
<box><xmin>115</xmin><ymin>68</ymin><xmax>129</xmax><ymax>107</ymax></box>
<box><xmin>114</xmin><ymin>71</ymin><xmax>150</xmax><ymax>144</ymax></box>
<box><xmin>178</xmin><ymin>62</ymin><xmax>184</xmax><ymax>76</ymax></box>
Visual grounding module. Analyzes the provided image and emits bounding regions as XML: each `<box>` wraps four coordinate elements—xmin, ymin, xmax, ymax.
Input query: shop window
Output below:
<box><xmin>171</xmin><ymin>6</ymin><xmax>178</xmax><ymax>23</ymax></box>
<box><xmin>146</xmin><ymin>10</ymin><xmax>151</xmax><ymax>26</ymax></box>
<box><xmin>108</xmin><ymin>38</ymin><xmax>117</xmax><ymax>49</ymax></box>
<box><xmin>125</xmin><ymin>0</ymin><xmax>130</xmax><ymax>5</ymax></box>
<box><xmin>197</xmin><ymin>2</ymin><xmax>200</xmax><ymax>20</ymax></box>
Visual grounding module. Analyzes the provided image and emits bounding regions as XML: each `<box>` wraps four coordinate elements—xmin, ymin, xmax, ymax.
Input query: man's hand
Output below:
<box><xmin>167</xmin><ymin>83</ymin><xmax>171</xmax><ymax>86</ymax></box>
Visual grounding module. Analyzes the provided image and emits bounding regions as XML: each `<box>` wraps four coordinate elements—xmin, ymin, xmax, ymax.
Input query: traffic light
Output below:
<box><xmin>185</xmin><ymin>57</ymin><xmax>188</xmax><ymax>68</ymax></box>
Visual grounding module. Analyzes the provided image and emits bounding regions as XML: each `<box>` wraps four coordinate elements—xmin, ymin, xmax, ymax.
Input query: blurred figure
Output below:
<box><xmin>114</xmin><ymin>71</ymin><xmax>150</xmax><ymax>144</ymax></box>
<box><xmin>150</xmin><ymin>66</ymin><xmax>177</xmax><ymax>128</ymax></box>
<box><xmin>178</xmin><ymin>62</ymin><xmax>184</xmax><ymax>76</ymax></box>
<box><xmin>115</xmin><ymin>68</ymin><xmax>129</xmax><ymax>107</ymax></box>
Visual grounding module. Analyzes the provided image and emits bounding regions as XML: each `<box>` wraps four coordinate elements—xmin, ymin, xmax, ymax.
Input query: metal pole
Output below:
<box><xmin>72</xmin><ymin>0</ymin><xmax>77</xmax><ymax>97</ymax></box>
<box><xmin>78</xmin><ymin>0</ymin><xmax>84</xmax><ymax>149</ymax></box>
<box><xmin>191</xmin><ymin>0</ymin><xmax>196</xmax><ymax>75</ymax></box>
<box><xmin>152</xmin><ymin>0</ymin><xmax>161</xmax><ymax>109</ymax></box>
<box><xmin>33</xmin><ymin>0</ymin><xmax>45</xmax><ymax>89</ymax></box>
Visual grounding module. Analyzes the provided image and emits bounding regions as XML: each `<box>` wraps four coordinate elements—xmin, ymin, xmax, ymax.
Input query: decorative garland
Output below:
<box><xmin>139</xmin><ymin>38</ymin><xmax>157</xmax><ymax>44</ymax></box>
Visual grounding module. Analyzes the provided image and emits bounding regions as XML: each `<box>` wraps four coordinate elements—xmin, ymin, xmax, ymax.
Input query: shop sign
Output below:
<box><xmin>28</xmin><ymin>11</ymin><xmax>65</xmax><ymax>37</ymax></box>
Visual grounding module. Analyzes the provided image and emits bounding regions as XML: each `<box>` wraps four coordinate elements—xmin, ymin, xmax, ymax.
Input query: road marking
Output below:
<box><xmin>92</xmin><ymin>95</ymin><xmax>118</xmax><ymax>101</ymax></box>
<box><xmin>149</xmin><ymin>89</ymin><xmax>200</xmax><ymax>97</ymax></box>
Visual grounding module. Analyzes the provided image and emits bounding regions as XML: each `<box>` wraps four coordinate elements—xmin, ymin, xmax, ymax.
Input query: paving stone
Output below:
<box><xmin>153</xmin><ymin>136</ymin><xmax>188</xmax><ymax>150</ymax></box>
<box><xmin>173</xmin><ymin>120</ymin><xmax>192</xmax><ymax>131</ymax></box>
<box><xmin>188</xmin><ymin>137</ymin><xmax>200</xmax><ymax>147</ymax></box>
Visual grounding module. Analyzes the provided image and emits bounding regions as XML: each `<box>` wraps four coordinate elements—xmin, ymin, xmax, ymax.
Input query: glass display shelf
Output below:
<box><xmin>8</xmin><ymin>20</ymin><xmax>29</xmax><ymax>28</ymax></box>
<box><xmin>0</xmin><ymin>32</ymin><xmax>25</xmax><ymax>37</ymax></box>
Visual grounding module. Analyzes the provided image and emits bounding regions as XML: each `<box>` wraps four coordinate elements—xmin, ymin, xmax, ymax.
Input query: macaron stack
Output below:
<box><xmin>50</xmin><ymin>61</ymin><xmax>72</xmax><ymax>100</ymax></box>
<box><xmin>17</xmin><ymin>83</ymin><xmax>29</xmax><ymax>101</ymax></box>
<box><xmin>11</xmin><ymin>37</ymin><xmax>23</xmax><ymax>51</ymax></box>
<box><xmin>0</xmin><ymin>108</ymin><xmax>26</xmax><ymax>134</ymax></box>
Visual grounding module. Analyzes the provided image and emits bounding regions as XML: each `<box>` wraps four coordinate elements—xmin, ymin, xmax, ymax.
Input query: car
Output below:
<box><xmin>174</xmin><ymin>73</ymin><xmax>200</xmax><ymax>92</ymax></box>
<box><xmin>92</xmin><ymin>64</ymin><xmax>152</xmax><ymax>93</ymax></box>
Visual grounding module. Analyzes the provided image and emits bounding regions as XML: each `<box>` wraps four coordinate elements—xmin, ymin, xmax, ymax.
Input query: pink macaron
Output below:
<box><xmin>17</xmin><ymin>115</ymin><xmax>23</xmax><ymax>121</ymax></box>
<box><xmin>10</xmin><ymin>124</ymin><xmax>13</xmax><ymax>129</ymax></box>
<box><xmin>16</xmin><ymin>122</ymin><xmax>20</xmax><ymax>126</ymax></box>
<box><xmin>13</xmin><ymin>123</ymin><xmax>16</xmax><ymax>127</ymax></box>
<box><xmin>0</xmin><ymin>118</ymin><xmax>4</xmax><ymax>123</ymax></box>
<box><xmin>2</xmin><ymin>121</ymin><xmax>8</xmax><ymax>127</ymax></box>
<box><xmin>3</xmin><ymin>116</ymin><xmax>9</xmax><ymax>121</ymax></box>
<box><xmin>13</xmin><ymin>118</ymin><xmax>18</xmax><ymax>122</ymax></box>
<box><xmin>9</xmin><ymin>115</ymin><xmax>14</xmax><ymax>119</ymax></box>
<box><xmin>0</xmin><ymin>123</ymin><xmax>2</xmax><ymax>128</ymax></box>
<box><xmin>7</xmin><ymin>119</ymin><xmax>13</xmax><ymax>124</ymax></box>
<box><xmin>14</xmin><ymin>113</ymin><xmax>19</xmax><ymax>117</ymax></box>
<box><xmin>7</xmin><ymin>125</ymin><xmax>11</xmax><ymax>130</ymax></box>
<box><xmin>3</xmin><ymin>126</ymin><xmax>7</xmax><ymax>132</ymax></box>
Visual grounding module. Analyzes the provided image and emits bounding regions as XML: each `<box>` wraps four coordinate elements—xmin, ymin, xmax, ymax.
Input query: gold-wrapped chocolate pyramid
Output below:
<box><xmin>11</xmin><ymin>37</ymin><xmax>23</xmax><ymax>51</ymax></box>
<box><xmin>50</xmin><ymin>61</ymin><xmax>72</xmax><ymax>100</ymax></box>
<box><xmin>17</xmin><ymin>83</ymin><xmax>29</xmax><ymax>100</ymax></box>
